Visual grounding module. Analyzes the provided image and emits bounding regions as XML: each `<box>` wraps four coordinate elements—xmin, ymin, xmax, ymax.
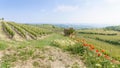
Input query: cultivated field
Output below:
<box><xmin>0</xmin><ymin>20</ymin><xmax>120</xmax><ymax>68</ymax></box>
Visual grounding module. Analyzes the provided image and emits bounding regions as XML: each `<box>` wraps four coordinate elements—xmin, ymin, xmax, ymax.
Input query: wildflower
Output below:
<box><xmin>91</xmin><ymin>47</ymin><xmax>94</xmax><ymax>49</ymax></box>
<box><xmin>101</xmin><ymin>49</ymin><xmax>105</xmax><ymax>53</ymax></box>
<box><xmin>96</xmin><ymin>50</ymin><xmax>99</xmax><ymax>52</ymax></box>
<box><xmin>89</xmin><ymin>45</ymin><xmax>94</xmax><ymax>49</ymax></box>
<box><xmin>97</xmin><ymin>53</ymin><xmax>101</xmax><ymax>57</ymax></box>
<box><xmin>89</xmin><ymin>47</ymin><xmax>93</xmax><ymax>51</ymax></box>
<box><xmin>86</xmin><ymin>44</ymin><xmax>89</xmax><ymax>46</ymax></box>
<box><xmin>104</xmin><ymin>55</ymin><xmax>110</xmax><ymax>60</ymax></box>
<box><xmin>83</xmin><ymin>43</ymin><xmax>87</xmax><ymax>46</ymax></box>
<box><xmin>95</xmin><ymin>64</ymin><xmax>102</xmax><ymax>67</ymax></box>
<box><xmin>89</xmin><ymin>46</ymin><xmax>94</xmax><ymax>50</ymax></box>
<box><xmin>89</xmin><ymin>44</ymin><xmax>92</xmax><ymax>47</ymax></box>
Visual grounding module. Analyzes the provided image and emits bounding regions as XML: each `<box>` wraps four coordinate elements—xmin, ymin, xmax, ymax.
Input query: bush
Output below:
<box><xmin>65</xmin><ymin>43</ymin><xmax>85</xmax><ymax>56</ymax></box>
<box><xmin>64</xmin><ymin>28</ymin><xmax>75</xmax><ymax>36</ymax></box>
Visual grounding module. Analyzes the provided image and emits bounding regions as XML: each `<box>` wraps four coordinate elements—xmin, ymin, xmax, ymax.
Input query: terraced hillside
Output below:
<box><xmin>0</xmin><ymin>21</ymin><xmax>52</xmax><ymax>41</ymax></box>
<box><xmin>0</xmin><ymin>20</ymin><xmax>120</xmax><ymax>68</ymax></box>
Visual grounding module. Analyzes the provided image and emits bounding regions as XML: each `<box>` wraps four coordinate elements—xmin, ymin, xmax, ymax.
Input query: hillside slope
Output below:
<box><xmin>0</xmin><ymin>33</ymin><xmax>86</xmax><ymax>68</ymax></box>
<box><xmin>0</xmin><ymin>21</ymin><xmax>52</xmax><ymax>41</ymax></box>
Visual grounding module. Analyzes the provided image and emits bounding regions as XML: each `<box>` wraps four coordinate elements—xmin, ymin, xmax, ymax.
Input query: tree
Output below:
<box><xmin>2</xmin><ymin>18</ymin><xmax>4</xmax><ymax>20</ymax></box>
<box><xmin>64</xmin><ymin>27</ymin><xmax>75</xmax><ymax>36</ymax></box>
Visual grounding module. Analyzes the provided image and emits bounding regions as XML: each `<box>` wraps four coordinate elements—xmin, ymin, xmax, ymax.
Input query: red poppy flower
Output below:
<box><xmin>91</xmin><ymin>47</ymin><xmax>95</xmax><ymax>50</ymax></box>
<box><xmin>89</xmin><ymin>47</ymin><xmax>93</xmax><ymax>51</ymax></box>
<box><xmin>89</xmin><ymin>44</ymin><xmax>92</xmax><ymax>47</ymax></box>
<box><xmin>83</xmin><ymin>43</ymin><xmax>88</xmax><ymax>46</ymax></box>
<box><xmin>89</xmin><ymin>45</ymin><xmax>94</xmax><ymax>49</ymax></box>
<box><xmin>104</xmin><ymin>55</ymin><xmax>110</xmax><ymax>60</ymax></box>
<box><xmin>101</xmin><ymin>49</ymin><xmax>105</xmax><ymax>53</ymax></box>
<box><xmin>97</xmin><ymin>53</ymin><xmax>101</xmax><ymax>57</ymax></box>
<box><xmin>86</xmin><ymin>44</ymin><xmax>88</xmax><ymax>46</ymax></box>
<box><xmin>96</xmin><ymin>50</ymin><xmax>99</xmax><ymax>52</ymax></box>
<box><xmin>83</xmin><ymin>43</ymin><xmax>86</xmax><ymax>46</ymax></box>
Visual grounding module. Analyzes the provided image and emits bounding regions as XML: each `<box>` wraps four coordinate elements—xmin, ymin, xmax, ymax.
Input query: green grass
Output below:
<box><xmin>77</xmin><ymin>33</ymin><xmax>120</xmax><ymax>61</ymax></box>
<box><xmin>79</xmin><ymin>33</ymin><xmax>120</xmax><ymax>41</ymax></box>
<box><xmin>86</xmin><ymin>38</ymin><xmax>120</xmax><ymax>57</ymax></box>
<box><xmin>16</xmin><ymin>33</ymin><xmax>66</xmax><ymax>46</ymax></box>
<box><xmin>0</xmin><ymin>40</ymin><xmax>8</xmax><ymax>50</ymax></box>
<box><xmin>0</xmin><ymin>33</ymin><xmax>66</xmax><ymax>50</ymax></box>
<box><xmin>77</xmin><ymin>29</ymin><xmax>118</xmax><ymax>35</ymax></box>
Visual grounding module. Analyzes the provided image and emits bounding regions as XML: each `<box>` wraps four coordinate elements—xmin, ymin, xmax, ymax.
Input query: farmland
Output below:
<box><xmin>0</xmin><ymin>20</ymin><xmax>120</xmax><ymax>68</ymax></box>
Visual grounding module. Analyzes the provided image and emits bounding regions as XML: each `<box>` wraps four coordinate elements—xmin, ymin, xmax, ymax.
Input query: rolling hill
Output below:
<box><xmin>0</xmin><ymin>20</ymin><xmax>86</xmax><ymax>68</ymax></box>
<box><xmin>105</xmin><ymin>25</ymin><xmax>120</xmax><ymax>31</ymax></box>
<box><xmin>0</xmin><ymin>20</ymin><xmax>120</xmax><ymax>68</ymax></box>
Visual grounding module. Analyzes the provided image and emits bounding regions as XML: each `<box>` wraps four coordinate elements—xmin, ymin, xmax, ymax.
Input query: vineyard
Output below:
<box><xmin>0</xmin><ymin>21</ymin><xmax>52</xmax><ymax>40</ymax></box>
<box><xmin>0</xmin><ymin>20</ymin><xmax>120</xmax><ymax>68</ymax></box>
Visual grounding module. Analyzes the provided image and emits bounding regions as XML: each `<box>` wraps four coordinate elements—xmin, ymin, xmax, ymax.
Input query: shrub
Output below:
<box><xmin>64</xmin><ymin>28</ymin><xmax>75</xmax><ymax>36</ymax></box>
<box><xmin>65</xmin><ymin>43</ymin><xmax>85</xmax><ymax>56</ymax></box>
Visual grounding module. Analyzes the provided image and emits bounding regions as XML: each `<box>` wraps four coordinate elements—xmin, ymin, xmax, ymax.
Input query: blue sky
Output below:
<box><xmin>0</xmin><ymin>0</ymin><xmax>120</xmax><ymax>25</ymax></box>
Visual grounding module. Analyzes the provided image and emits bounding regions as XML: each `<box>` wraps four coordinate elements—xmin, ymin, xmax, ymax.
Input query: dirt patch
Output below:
<box><xmin>1</xmin><ymin>46</ymin><xmax>86</xmax><ymax>68</ymax></box>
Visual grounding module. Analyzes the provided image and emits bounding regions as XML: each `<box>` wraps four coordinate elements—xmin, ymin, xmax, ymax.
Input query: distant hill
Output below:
<box><xmin>31</xmin><ymin>24</ymin><xmax>63</xmax><ymax>32</ymax></box>
<box><xmin>105</xmin><ymin>25</ymin><xmax>120</xmax><ymax>31</ymax></box>
<box><xmin>54</xmin><ymin>23</ymin><xmax>110</xmax><ymax>29</ymax></box>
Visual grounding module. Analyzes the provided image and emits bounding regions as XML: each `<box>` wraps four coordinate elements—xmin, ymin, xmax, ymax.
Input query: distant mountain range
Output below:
<box><xmin>53</xmin><ymin>23</ymin><xmax>112</xmax><ymax>29</ymax></box>
<box><xmin>24</xmin><ymin>22</ymin><xmax>119</xmax><ymax>29</ymax></box>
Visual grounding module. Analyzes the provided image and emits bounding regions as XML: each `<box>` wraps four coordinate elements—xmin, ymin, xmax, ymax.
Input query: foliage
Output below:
<box><xmin>51</xmin><ymin>37</ymin><xmax>120</xmax><ymax>67</ymax></box>
<box><xmin>51</xmin><ymin>39</ymin><xmax>76</xmax><ymax>47</ymax></box>
<box><xmin>64</xmin><ymin>28</ymin><xmax>75</xmax><ymax>36</ymax></box>
<box><xmin>74</xmin><ymin>38</ymin><xmax>120</xmax><ymax>68</ymax></box>
<box><xmin>65</xmin><ymin>43</ymin><xmax>85</xmax><ymax>56</ymax></box>
<box><xmin>0</xmin><ymin>41</ymin><xmax>8</xmax><ymax>50</ymax></box>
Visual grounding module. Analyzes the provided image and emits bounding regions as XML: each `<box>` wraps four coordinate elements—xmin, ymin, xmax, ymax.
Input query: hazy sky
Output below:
<box><xmin>0</xmin><ymin>0</ymin><xmax>120</xmax><ymax>25</ymax></box>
